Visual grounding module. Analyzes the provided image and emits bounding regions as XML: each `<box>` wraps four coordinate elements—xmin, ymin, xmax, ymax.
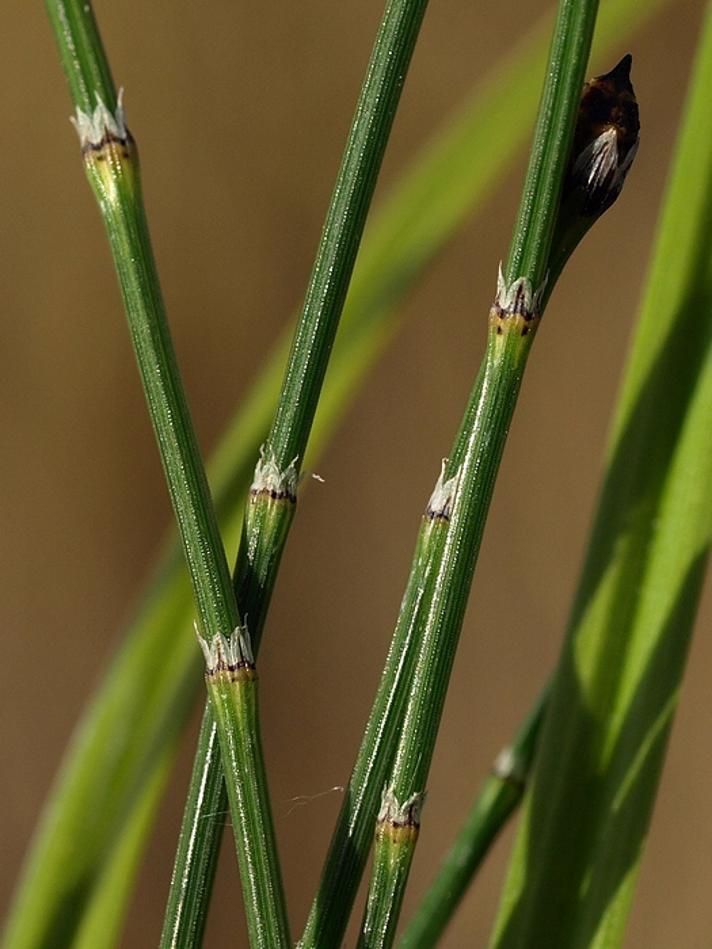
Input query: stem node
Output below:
<box><xmin>196</xmin><ymin>626</ymin><xmax>255</xmax><ymax>677</ymax></box>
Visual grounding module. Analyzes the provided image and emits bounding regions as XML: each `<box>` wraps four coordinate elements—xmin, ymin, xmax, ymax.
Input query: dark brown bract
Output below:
<box><xmin>565</xmin><ymin>53</ymin><xmax>640</xmax><ymax>217</ymax></box>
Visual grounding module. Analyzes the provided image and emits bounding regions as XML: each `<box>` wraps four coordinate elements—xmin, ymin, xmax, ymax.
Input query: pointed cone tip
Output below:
<box><xmin>604</xmin><ymin>53</ymin><xmax>633</xmax><ymax>86</ymax></box>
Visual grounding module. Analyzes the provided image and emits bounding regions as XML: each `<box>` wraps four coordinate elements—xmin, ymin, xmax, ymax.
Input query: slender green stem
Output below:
<box><xmin>398</xmin><ymin>692</ymin><xmax>546</xmax><ymax>949</ymax></box>
<box><xmin>44</xmin><ymin>4</ymin><xmax>289</xmax><ymax>948</ymax></box>
<box><xmin>160</xmin><ymin>2</ymin><xmax>431</xmax><ymax>946</ymax></box>
<box><xmin>356</xmin><ymin>3</ymin><xmax>599</xmax><ymax>945</ymax></box>
<box><xmin>81</xmin><ymin>131</ymin><xmax>235</xmax><ymax>642</ymax></box>
<box><xmin>45</xmin><ymin>0</ymin><xmax>114</xmax><ymax>113</ymax></box>
<box><xmin>298</xmin><ymin>470</ymin><xmax>474</xmax><ymax>949</ymax></box>
<box><xmin>159</xmin><ymin>706</ymin><xmax>225</xmax><ymax>949</ymax></box>
<box><xmin>200</xmin><ymin>634</ymin><xmax>287</xmax><ymax>949</ymax></box>
<box><xmin>266</xmin><ymin>0</ymin><xmax>431</xmax><ymax>469</ymax></box>
<box><xmin>356</xmin><ymin>309</ymin><xmax>537</xmax><ymax>949</ymax></box>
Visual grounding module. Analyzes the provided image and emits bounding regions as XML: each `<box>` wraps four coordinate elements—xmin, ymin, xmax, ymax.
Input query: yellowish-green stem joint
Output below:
<box><xmin>376</xmin><ymin>788</ymin><xmax>426</xmax><ymax>846</ymax></box>
<box><xmin>71</xmin><ymin>89</ymin><xmax>139</xmax><ymax>201</ymax></box>
<box><xmin>425</xmin><ymin>460</ymin><xmax>462</xmax><ymax>523</ymax></box>
<box><xmin>240</xmin><ymin>446</ymin><xmax>299</xmax><ymax>595</ymax></box>
<box><xmin>490</xmin><ymin>265</ymin><xmax>547</xmax><ymax>340</ymax></box>
<box><xmin>197</xmin><ymin>628</ymin><xmax>257</xmax><ymax>684</ymax></box>
<box><xmin>250</xmin><ymin>445</ymin><xmax>299</xmax><ymax>504</ymax></box>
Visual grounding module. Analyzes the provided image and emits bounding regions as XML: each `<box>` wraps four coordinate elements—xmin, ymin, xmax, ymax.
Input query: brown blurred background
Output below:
<box><xmin>2</xmin><ymin>1</ymin><xmax>710</xmax><ymax>946</ymax></box>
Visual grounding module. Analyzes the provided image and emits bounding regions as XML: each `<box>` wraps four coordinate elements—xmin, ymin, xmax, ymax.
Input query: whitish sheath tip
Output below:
<box><xmin>494</xmin><ymin>264</ymin><xmax>547</xmax><ymax>318</ymax></box>
<box><xmin>250</xmin><ymin>444</ymin><xmax>299</xmax><ymax>502</ymax></box>
<box><xmin>378</xmin><ymin>787</ymin><xmax>425</xmax><ymax>827</ymax></box>
<box><xmin>70</xmin><ymin>88</ymin><xmax>127</xmax><ymax>148</ymax></box>
<box><xmin>426</xmin><ymin>459</ymin><xmax>461</xmax><ymax>521</ymax></box>
<box><xmin>196</xmin><ymin>625</ymin><xmax>254</xmax><ymax>674</ymax></box>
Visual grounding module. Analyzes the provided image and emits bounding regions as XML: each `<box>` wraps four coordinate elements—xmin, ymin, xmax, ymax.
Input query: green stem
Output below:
<box><xmin>83</xmin><ymin>135</ymin><xmax>234</xmax><ymax>642</ymax></box>
<box><xmin>298</xmin><ymin>462</ymin><xmax>477</xmax><ymax>949</ymax></box>
<box><xmin>357</xmin><ymin>2</ymin><xmax>599</xmax><ymax>945</ymax></box>
<box><xmin>45</xmin><ymin>4</ymin><xmax>289</xmax><ymax>947</ymax></box>
<box><xmin>201</xmin><ymin>635</ymin><xmax>286</xmax><ymax>949</ymax></box>
<box><xmin>398</xmin><ymin>692</ymin><xmax>546</xmax><ymax>949</ymax></box>
<box><xmin>160</xmin><ymin>2</ymin><xmax>431</xmax><ymax>946</ymax></box>
<box><xmin>159</xmin><ymin>706</ymin><xmax>225</xmax><ymax>949</ymax></box>
<box><xmin>356</xmin><ymin>308</ymin><xmax>536</xmax><ymax>949</ymax></box>
<box><xmin>266</xmin><ymin>0</ymin><xmax>431</xmax><ymax>468</ymax></box>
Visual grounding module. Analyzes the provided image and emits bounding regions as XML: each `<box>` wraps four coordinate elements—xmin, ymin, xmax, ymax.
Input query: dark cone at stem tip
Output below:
<box><xmin>546</xmin><ymin>54</ymin><xmax>640</xmax><ymax>290</ymax></box>
<box><xmin>564</xmin><ymin>53</ymin><xmax>640</xmax><ymax>218</ymax></box>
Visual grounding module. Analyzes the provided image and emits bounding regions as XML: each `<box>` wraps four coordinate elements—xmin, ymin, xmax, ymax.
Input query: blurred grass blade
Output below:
<box><xmin>1</xmin><ymin>578</ymin><xmax>203</xmax><ymax>949</ymax></box>
<box><xmin>70</xmin><ymin>747</ymin><xmax>175</xmax><ymax>949</ymax></box>
<box><xmin>1</xmin><ymin>3</ymin><xmax>671</xmax><ymax>949</ymax></box>
<box><xmin>490</xmin><ymin>8</ymin><xmax>712</xmax><ymax>948</ymax></box>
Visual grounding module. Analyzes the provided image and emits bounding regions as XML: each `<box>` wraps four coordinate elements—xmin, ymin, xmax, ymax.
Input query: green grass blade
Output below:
<box><xmin>1</xmin><ymin>4</ymin><xmax>670</xmax><ymax>949</ymax></box>
<box><xmin>490</xmin><ymin>9</ymin><xmax>712</xmax><ymax>948</ymax></box>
